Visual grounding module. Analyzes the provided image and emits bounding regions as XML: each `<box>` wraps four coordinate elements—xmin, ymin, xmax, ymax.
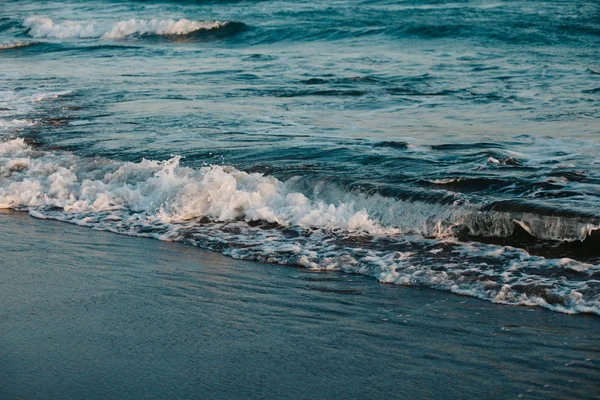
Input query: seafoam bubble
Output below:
<box><xmin>29</xmin><ymin>90</ymin><xmax>72</xmax><ymax>102</ymax></box>
<box><xmin>0</xmin><ymin>90</ymin><xmax>72</xmax><ymax>133</ymax></box>
<box><xmin>0</xmin><ymin>119</ymin><xmax>36</xmax><ymax>129</ymax></box>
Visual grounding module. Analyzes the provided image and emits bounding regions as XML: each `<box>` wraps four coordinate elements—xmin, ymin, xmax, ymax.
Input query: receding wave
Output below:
<box><xmin>1</xmin><ymin>138</ymin><xmax>599</xmax><ymax>316</ymax></box>
<box><xmin>23</xmin><ymin>17</ymin><xmax>244</xmax><ymax>40</ymax></box>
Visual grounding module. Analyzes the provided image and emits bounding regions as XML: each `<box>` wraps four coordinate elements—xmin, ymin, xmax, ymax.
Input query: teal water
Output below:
<box><xmin>1</xmin><ymin>0</ymin><xmax>599</xmax><ymax>314</ymax></box>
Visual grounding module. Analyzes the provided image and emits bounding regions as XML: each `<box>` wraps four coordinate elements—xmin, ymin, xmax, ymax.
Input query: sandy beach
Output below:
<box><xmin>1</xmin><ymin>211</ymin><xmax>598</xmax><ymax>399</ymax></box>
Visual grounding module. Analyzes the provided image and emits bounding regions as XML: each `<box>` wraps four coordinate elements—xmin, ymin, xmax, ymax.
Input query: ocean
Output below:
<box><xmin>1</xmin><ymin>0</ymin><xmax>599</xmax><ymax>317</ymax></box>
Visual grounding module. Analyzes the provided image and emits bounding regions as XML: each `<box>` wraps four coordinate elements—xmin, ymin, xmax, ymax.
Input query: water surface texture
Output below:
<box><xmin>2</xmin><ymin>212</ymin><xmax>599</xmax><ymax>399</ymax></box>
<box><xmin>1</xmin><ymin>0</ymin><xmax>599</xmax><ymax>314</ymax></box>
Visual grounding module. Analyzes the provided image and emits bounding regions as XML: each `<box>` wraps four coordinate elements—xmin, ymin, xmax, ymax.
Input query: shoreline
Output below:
<box><xmin>1</xmin><ymin>210</ymin><xmax>599</xmax><ymax>399</ymax></box>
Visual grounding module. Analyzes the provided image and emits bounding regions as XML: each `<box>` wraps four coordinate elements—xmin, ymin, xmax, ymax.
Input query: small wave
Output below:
<box><xmin>299</xmin><ymin>76</ymin><xmax>381</xmax><ymax>85</ymax></box>
<box><xmin>487</xmin><ymin>156</ymin><xmax>522</xmax><ymax>165</ymax></box>
<box><xmin>23</xmin><ymin>17</ymin><xmax>242</xmax><ymax>40</ymax></box>
<box><xmin>387</xmin><ymin>87</ymin><xmax>456</xmax><ymax>97</ymax></box>
<box><xmin>30</xmin><ymin>90</ymin><xmax>73</xmax><ymax>102</ymax></box>
<box><xmin>431</xmin><ymin>142</ymin><xmax>507</xmax><ymax>151</ymax></box>
<box><xmin>427</xmin><ymin>177</ymin><xmax>509</xmax><ymax>191</ymax></box>
<box><xmin>373</xmin><ymin>141</ymin><xmax>409</xmax><ymax>150</ymax></box>
<box><xmin>276</xmin><ymin>89</ymin><xmax>368</xmax><ymax>98</ymax></box>
<box><xmin>0</xmin><ymin>41</ymin><xmax>39</xmax><ymax>51</ymax></box>
<box><xmin>582</xmin><ymin>87</ymin><xmax>600</xmax><ymax>94</ymax></box>
<box><xmin>238</xmin><ymin>88</ymin><xmax>369</xmax><ymax>98</ymax></box>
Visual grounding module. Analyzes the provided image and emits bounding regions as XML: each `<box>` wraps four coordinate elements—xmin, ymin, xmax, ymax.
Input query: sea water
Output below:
<box><xmin>1</xmin><ymin>0</ymin><xmax>599</xmax><ymax>314</ymax></box>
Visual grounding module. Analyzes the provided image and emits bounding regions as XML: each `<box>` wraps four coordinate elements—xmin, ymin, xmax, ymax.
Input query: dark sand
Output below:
<box><xmin>1</xmin><ymin>211</ymin><xmax>598</xmax><ymax>399</ymax></box>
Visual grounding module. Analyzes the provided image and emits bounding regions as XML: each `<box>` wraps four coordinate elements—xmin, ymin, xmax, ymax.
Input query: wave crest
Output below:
<box><xmin>0</xmin><ymin>41</ymin><xmax>38</xmax><ymax>50</ymax></box>
<box><xmin>0</xmin><ymin>138</ymin><xmax>388</xmax><ymax>234</ymax></box>
<box><xmin>23</xmin><ymin>17</ymin><xmax>237</xmax><ymax>39</ymax></box>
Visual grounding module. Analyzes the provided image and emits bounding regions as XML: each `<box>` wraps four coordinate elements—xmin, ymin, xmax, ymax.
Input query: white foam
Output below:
<box><xmin>102</xmin><ymin>19</ymin><xmax>229</xmax><ymax>40</ymax></box>
<box><xmin>23</xmin><ymin>17</ymin><xmax>230</xmax><ymax>39</ymax></box>
<box><xmin>0</xmin><ymin>139</ymin><xmax>390</xmax><ymax>234</ymax></box>
<box><xmin>0</xmin><ymin>90</ymin><xmax>72</xmax><ymax>132</ymax></box>
<box><xmin>0</xmin><ymin>119</ymin><xmax>36</xmax><ymax>130</ymax></box>
<box><xmin>1</xmin><ymin>139</ymin><xmax>598</xmax><ymax>316</ymax></box>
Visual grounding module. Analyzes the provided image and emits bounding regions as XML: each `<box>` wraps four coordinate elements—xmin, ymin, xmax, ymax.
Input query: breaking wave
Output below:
<box><xmin>0</xmin><ymin>138</ymin><xmax>388</xmax><ymax>233</ymax></box>
<box><xmin>23</xmin><ymin>17</ymin><xmax>243</xmax><ymax>40</ymax></box>
<box><xmin>1</xmin><ymin>137</ymin><xmax>599</xmax><ymax>316</ymax></box>
<box><xmin>0</xmin><ymin>41</ymin><xmax>39</xmax><ymax>50</ymax></box>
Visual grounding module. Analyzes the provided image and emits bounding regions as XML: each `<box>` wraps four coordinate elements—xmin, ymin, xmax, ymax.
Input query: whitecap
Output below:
<box><xmin>23</xmin><ymin>17</ymin><xmax>231</xmax><ymax>40</ymax></box>
<box><xmin>0</xmin><ymin>42</ymin><xmax>38</xmax><ymax>50</ymax></box>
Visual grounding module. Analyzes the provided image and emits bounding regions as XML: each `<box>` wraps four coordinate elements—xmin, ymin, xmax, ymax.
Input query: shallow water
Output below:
<box><xmin>1</xmin><ymin>212</ymin><xmax>599</xmax><ymax>399</ymax></box>
<box><xmin>1</xmin><ymin>0</ymin><xmax>599</xmax><ymax>315</ymax></box>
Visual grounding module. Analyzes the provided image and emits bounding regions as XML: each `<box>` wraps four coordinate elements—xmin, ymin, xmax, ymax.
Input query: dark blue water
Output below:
<box><xmin>1</xmin><ymin>0</ymin><xmax>599</xmax><ymax>314</ymax></box>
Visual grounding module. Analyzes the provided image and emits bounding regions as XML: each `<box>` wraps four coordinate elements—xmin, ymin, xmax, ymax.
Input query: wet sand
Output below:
<box><xmin>1</xmin><ymin>211</ymin><xmax>598</xmax><ymax>399</ymax></box>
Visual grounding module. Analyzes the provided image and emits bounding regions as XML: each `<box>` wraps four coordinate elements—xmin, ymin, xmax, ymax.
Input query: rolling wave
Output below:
<box><xmin>0</xmin><ymin>41</ymin><xmax>39</xmax><ymax>51</ymax></box>
<box><xmin>23</xmin><ymin>17</ymin><xmax>244</xmax><ymax>40</ymax></box>
<box><xmin>294</xmin><ymin>179</ymin><xmax>600</xmax><ymax>247</ymax></box>
<box><xmin>14</xmin><ymin>11</ymin><xmax>596</xmax><ymax>46</ymax></box>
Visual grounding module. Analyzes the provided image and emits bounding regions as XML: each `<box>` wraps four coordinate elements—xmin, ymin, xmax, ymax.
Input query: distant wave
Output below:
<box><xmin>23</xmin><ymin>17</ymin><xmax>244</xmax><ymax>39</ymax></box>
<box><xmin>18</xmin><ymin>15</ymin><xmax>593</xmax><ymax>46</ymax></box>
<box><xmin>0</xmin><ymin>41</ymin><xmax>38</xmax><ymax>50</ymax></box>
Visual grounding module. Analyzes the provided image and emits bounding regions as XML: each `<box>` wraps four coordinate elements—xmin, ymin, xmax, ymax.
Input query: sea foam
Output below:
<box><xmin>0</xmin><ymin>138</ymin><xmax>388</xmax><ymax>234</ymax></box>
<box><xmin>1</xmin><ymin>138</ymin><xmax>599</xmax><ymax>316</ymax></box>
